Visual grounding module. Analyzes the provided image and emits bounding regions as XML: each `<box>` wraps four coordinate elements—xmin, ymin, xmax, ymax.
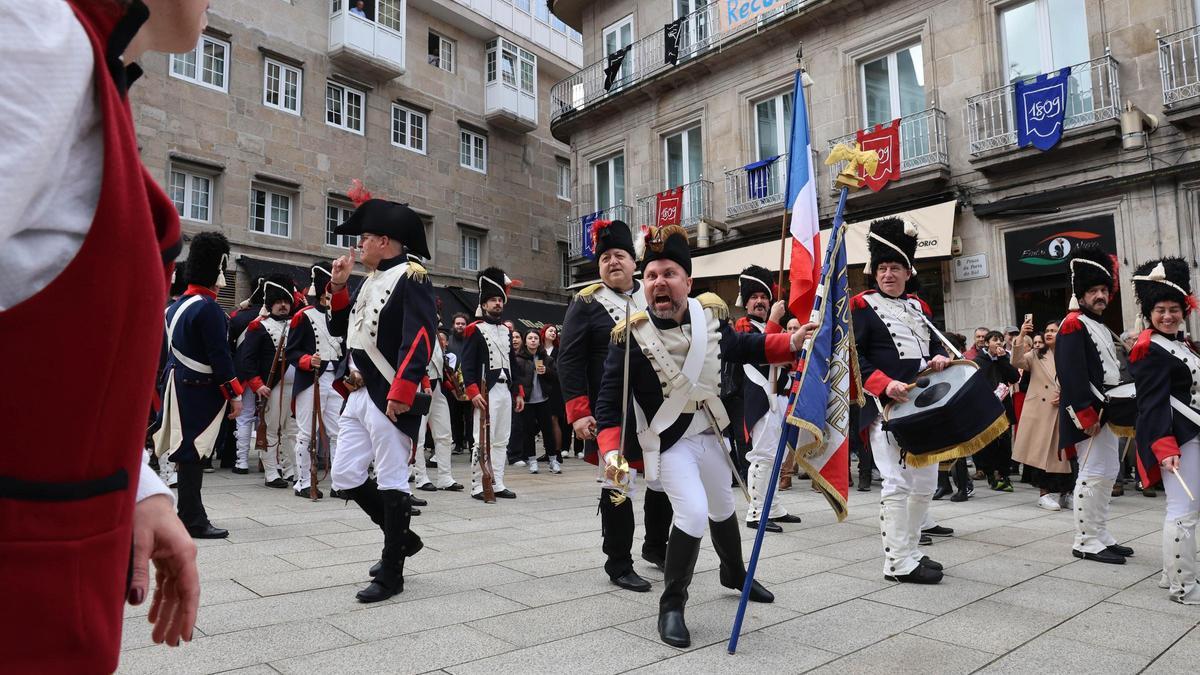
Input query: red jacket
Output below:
<box><xmin>0</xmin><ymin>2</ymin><xmax>180</xmax><ymax>672</ymax></box>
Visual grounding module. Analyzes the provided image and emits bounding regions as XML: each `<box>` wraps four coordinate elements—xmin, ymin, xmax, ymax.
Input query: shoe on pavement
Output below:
<box><xmin>919</xmin><ymin>534</ymin><xmax>933</xmax><ymax>546</ymax></box>
<box><xmin>950</xmin><ymin>491</ymin><xmax>968</xmax><ymax>502</ymax></box>
<box><xmin>1060</xmin><ymin>493</ymin><xmax>1073</xmax><ymax>509</ymax></box>
<box><xmin>919</xmin><ymin>556</ymin><xmax>943</xmax><ymax>571</ymax></box>
<box><xmin>188</xmin><ymin>524</ymin><xmax>229</xmax><ymax>539</ymax></box>
<box><xmin>494</xmin><ymin>489</ymin><xmax>517</xmax><ymax>499</ymax></box>
<box><xmin>439</xmin><ymin>483</ymin><xmax>465</xmax><ymax>491</ymax></box>
<box><xmin>922</xmin><ymin>525</ymin><xmax>954</xmax><ymax>537</ymax></box>
<box><xmin>232</xmin><ymin>466</ymin><xmax>249</xmax><ymax>475</ymax></box>
<box><xmin>264</xmin><ymin>477</ymin><xmax>289</xmax><ymax>488</ymax></box>
<box><xmin>549</xmin><ymin>458</ymin><xmax>562</xmax><ymax>474</ymax></box>
<box><xmin>1037</xmin><ymin>494</ymin><xmax>1062</xmax><ymax>511</ymax></box>
<box><xmin>410</xmin><ymin>496</ymin><xmax>428</xmax><ymax>507</ymax></box>
<box><xmin>885</xmin><ymin>565</ymin><xmax>943</xmax><ymax>584</ymax></box>
<box><xmin>1073</xmin><ymin>548</ymin><xmax>1126</xmax><ymax>564</ymax></box>
<box><xmin>611</xmin><ymin>570</ymin><xmax>652</xmax><ymax>592</ymax></box>
<box><xmin>514</xmin><ymin>460</ymin><xmax>526</xmax><ymax>467</ymax></box>
<box><xmin>1106</xmin><ymin>543</ymin><xmax>1134</xmax><ymax>557</ymax></box>
<box><xmin>294</xmin><ymin>488</ymin><xmax>324</xmax><ymax>499</ymax></box>
<box><xmin>528</xmin><ymin>460</ymin><xmax>539</xmax><ymax>474</ymax></box>
<box><xmin>746</xmin><ymin>520</ymin><xmax>783</xmax><ymax>533</ymax></box>
<box><xmin>769</xmin><ymin>514</ymin><xmax>802</xmax><ymax>524</ymax></box>
<box><xmin>416</xmin><ymin>482</ymin><xmax>437</xmax><ymax>492</ymax></box>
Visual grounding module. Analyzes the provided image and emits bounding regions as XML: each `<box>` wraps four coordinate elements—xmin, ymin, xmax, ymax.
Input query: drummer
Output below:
<box><xmin>1129</xmin><ymin>257</ymin><xmax>1200</xmax><ymax>604</ymax></box>
<box><xmin>852</xmin><ymin>218</ymin><xmax>951</xmax><ymax>585</ymax></box>
<box><xmin>1056</xmin><ymin>248</ymin><xmax>1135</xmax><ymax>565</ymax></box>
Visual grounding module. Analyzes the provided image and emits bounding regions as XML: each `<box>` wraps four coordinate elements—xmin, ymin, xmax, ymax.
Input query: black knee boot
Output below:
<box><xmin>357</xmin><ymin>490</ymin><xmax>413</xmax><ymax>602</ymax></box>
<box><xmin>951</xmin><ymin>460</ymin><xmax>970</xmax><ymax>502</ymax></box>
<box><xmin>642</xmin><ymin>488</ymin><xmax>673</xmax><ymax>569</ymax></box>
<box><xmin>933</xmin><ymin>470</ymin><xmax>952</xmax><ymax>500</ymax></box>
<box><xmin>600</xmin><ymin>489</ymin><xmax>650</xmax><ymax>591</ymax></box>
<box><xmin>658</xmin><ymin>528</ymin><xmax>701</xmax><ymax>648</ymax></box>
<box><xmin>708</xmin><ymin>515</ymin><xmax>774</xmax><ymax>603</ymax></box>
<box><xmin>343</xmin><ymin>479</ymin><xmax>422</xmax><ymax>577</ymax></box>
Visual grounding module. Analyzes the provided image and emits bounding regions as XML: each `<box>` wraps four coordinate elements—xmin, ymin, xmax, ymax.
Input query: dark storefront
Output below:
<box><xmin>1003</xmin><ymin>216</ymin><xmax>1124</xmax><ymax>333</ymax></box>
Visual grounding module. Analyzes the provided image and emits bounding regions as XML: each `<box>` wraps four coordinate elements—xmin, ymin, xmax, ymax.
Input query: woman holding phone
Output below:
<box><xmin>518</xmin><ymin>329</ymin><xmax>563</xmax><ymax>473</ymax></box>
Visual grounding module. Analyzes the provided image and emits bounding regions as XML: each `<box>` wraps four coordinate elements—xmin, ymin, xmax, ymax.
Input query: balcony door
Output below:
<box><xmin>593</xmin><ymin>154</ymin><xmax>625</xmax><ymax>212</ymax></box>
<box><xmin>603</xmin><ymin>17</ymin><xmax>634</xmax><ymax>89</ymax></box>
<box><xmin>754</xmin><ymin>93</ymin><xmax>792</xmax><ymax>197</ymax></box>
<box><xmin>860</xmin><ymin>43</ymin><xmax>927</xmax><ymax>161</ymax></box>
<box><xmin>675</xmin><ymin>0</ymin><xmax>712</xmax><ymax>58</ymax></box>
<box><xmin>1000</xmin><ymin>0</ymin><xmax>1092</xmax><ymax>119</ymax></box>
<box><xmin>664</xmin><ymin>126</ymin><xmax>703</xmax><ymax>224</ymax></box>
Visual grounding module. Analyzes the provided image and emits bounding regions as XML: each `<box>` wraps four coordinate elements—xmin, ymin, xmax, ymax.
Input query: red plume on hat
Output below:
<box><xmin>348</xmin><ymin>179</ymin><xmax>373</xmax><ymax>207</ymax></box>
<box><xmin>590</xmin><ymin>219</ymin><xmax>611</xmax><ymax>255</ymax></box>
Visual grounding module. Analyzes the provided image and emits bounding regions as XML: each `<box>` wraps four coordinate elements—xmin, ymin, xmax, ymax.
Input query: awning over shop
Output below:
<box><xmin>442</xmin><ymin>287</ymin><xmax>568</xmax><ymax>333</ymax></box>
<box><xmin>690</xmin><ymin>199</ymin><xmax>957</xmax><ymax>279</ymax></box>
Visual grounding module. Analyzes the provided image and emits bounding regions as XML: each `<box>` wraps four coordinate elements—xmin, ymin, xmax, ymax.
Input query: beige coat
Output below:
<box><xmin>1011</xmin><ymin>337</ymin><xmax>1070</xmax><ymax>473</ymax></box>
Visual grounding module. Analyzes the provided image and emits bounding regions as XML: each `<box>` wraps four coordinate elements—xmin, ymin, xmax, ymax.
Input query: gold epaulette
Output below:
<box><xmin>696</xmin><ymin>292</ymin><xmax>729</xmax><ymax>320</ymax></box>
<box><xmin>611</xmin><ymin>311</ymin><xmax>648</xmax><ymax>343</ymax></box>
<box><xmin>576</xmin><ymin>283</ymin><xmax>604</xmax><ymax>302</ymax></box>
<box><xmin>404</xmin><ymin>262</ymin><xmax>428</xmax><ymax>282</ymax></box>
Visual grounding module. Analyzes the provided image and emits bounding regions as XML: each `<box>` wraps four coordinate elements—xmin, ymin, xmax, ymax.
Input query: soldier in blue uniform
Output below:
<box><xmin>1129</xmin><ymin>257</ymin><xmax>1200</xmax><ymax>603</ymax></box>
<box><xmin>461</xmin><ymin>267</ymin><xmax>526</xmax><ymax>500</ymax></box>
<box><xmin>852</xmin><ymin>218</ymin><xmax>952</xmax><ymax>585</ymax></box>
<box><xmin>152</xmin><ymin>232</ymin><xmax>243</xmax><ymax>539</ymax></box>
<box><xmin>236</xmin><ymin>274</ymin><xmax>297</xmax><ymax>488</ymax></box>
<box><xmin>734</xmin><ymin>264</ymin><xmax>802</xmax><ymax>532</ymax></box>
<box><xmin>558</xmin><ymin>220</ymin><xmax>667</xmax><ymax>592</ymax></box>
<box><xmin>1056</xmin><ymin>248</ymin><xmax>1135</xmax><ymax>565</ymax></box>
<box><xmin>287</xmin><ymin>263</ymin><xmax>344</xmax><ymax>499</ymax></box>
<box><xmin>230</xmin><ymin>277</ymin><xmax>265</xmax><ymax>475</ymax></box>
<box><xmin>326</xmin><ymin>195</ymin><xmax>436</xmax><ymax>602</ymax></box>
<box><xmin>595</xmin><ymin>225</ymin><xmax>812</xmax><ymax>648</ymax></box>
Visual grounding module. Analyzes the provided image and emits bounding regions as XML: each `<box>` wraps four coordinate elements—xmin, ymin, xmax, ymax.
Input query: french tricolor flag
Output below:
<box><xmin>785</xmin><ymin>70</ymin><xmax>820</xmax><ymax>321</ymax></box>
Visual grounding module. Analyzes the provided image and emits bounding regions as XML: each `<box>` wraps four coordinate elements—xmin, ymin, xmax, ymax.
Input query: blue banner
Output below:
<box><xmin>1015</xmin><ymin>67</ymin><xmax>1071</xmax><ymax>151</ymax></box>
<box><xmin>580</xmin><ymin>211</ymin><xmax>601</xmax><ymax>259</ymax></box>
<box><xmin>744</xmin><ymin>155</ymin><xmax>779</xmax><ymax>200</ymax></box>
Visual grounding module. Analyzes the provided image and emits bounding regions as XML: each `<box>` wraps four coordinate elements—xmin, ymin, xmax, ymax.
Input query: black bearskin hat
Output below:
<box><xmin>640</xmin><ymin>224</ymin><xmax>691</xmax><ymax>275</ymax></box>
<box><xmin>1133</xmin><ymin>257</ymin><xmax>1194</xmax><ymax>320</ymax></box>
<box><xmin>183</xmin><ymin>231</ymin><xmax>230</xmax><ymax>288</ymax></box>
<box><xmin>738</xmin><ymin>264</ymin><xmax>774</xmax><ymax>307</ymax></box>
<box><xmin>263</xmin><ymin>273</ymin><xmax>294</xmax><ymax>309</ymax></box>
<box><xmin>169</xmin><ymin>260</ymin><xmax>189</xmax><ymax>298</ymax></box>
<box><xmin>308</xmin><ymin>263</ymin><xmax>332</xmax><ymax>297</ymax></box>
<box><xmin>478</xmin><ymin>267</ymin><xmax>517</xmax><ymax>306</ymax></box>
<box><xmin>592</xmin><ymin>219</ymin><xmax>636</xmax><ymax>259</ymax></box>
<box><xmin>1069</xmin><ymin>247</ymin><xmax>1117</xmax><ymax>299</ymax></box>
<box><xmin>866</xmin><ymin>217</ymin><xmax>917</xmax><ymax>276</ymax></box>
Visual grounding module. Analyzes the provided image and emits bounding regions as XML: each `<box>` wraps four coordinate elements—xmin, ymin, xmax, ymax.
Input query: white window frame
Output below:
<box><xmin>460</xmin><ymin>129</ymin><xmax>487</xmax><ymax>173</ymax></box>
<box><xmin>999</xmin><ymin>0</ymin><xmax>1088</xmax><ymax>80</ymax></box>
<box><xmin>556</xmin><ymin>158</ymin><xmax>571</xmax><ymax>201</ymax></box>
<box><xmin>559</xmin><ymin>245</ymin><xmax>571</xmax><ymax>288</ymax></box>
<box><xmin>168</xmin><ymin>168</ymin><xmax>214</xmax><ymax>224</ymax></box>
<box><xmin>325</xmin><ymin>199</ymin><xmax>357</xmax><ymax>248</ymax></box>
<box><xmin>602</xmin><ymin>16</ymin><xmax>635</xmax><ymax>86</ymax></box>
<box><xmin>169</xmin><ymin>35</ymin><xmax>230</xmax><ymax>92</ymax></box>
<box><xmin>428</xmin><ymin>31</ymin><xmax>455</xmax><ymax>73</ymax></box>
<box><xmin>249</xmin><ymin>185</ymin><xmax>295</xmax><ymax>239</ymax></box>
<box><xmin>391</xmin><ymin>104</ymin><xmax>427</xmax><ymax>154</ymax></box>
<box><xmin>460</xmin><ymin>227</ymin><xmax>483</xmax><ymax>272</ymax></box>
<box><xmin>754</xmin><ymin>93</ymin><xmax>793</xmax><ymax>161</ymax></box>
<box><xmin>592</xmin><ymin>154</ymin><xmax>625</xmax><ymax>210</ymax></box>
<box><xmin>325</xmin><ymin>81</ymin><xmax>365</xmax><ymax>135</ymax></box>
<box><xmin>663</xmin><ymin>125</ymin><xmax>703</xmax><ymax>189</ymax></box>
<box><xmin>262</xmin><ymin>58</ymin><xmax>302</xmax><ymax>115</ymax></box>
<box><xmin>858</xmin><ymin>42</ymin><xmax>922</xmax><ymax>125</ymax></box>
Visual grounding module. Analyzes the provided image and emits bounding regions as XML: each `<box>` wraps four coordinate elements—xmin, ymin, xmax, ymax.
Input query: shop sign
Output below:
<box><xmin>1003</xmin><ymin>215</ymin><xmax>1117</xmax><ymax>282</ymax></box>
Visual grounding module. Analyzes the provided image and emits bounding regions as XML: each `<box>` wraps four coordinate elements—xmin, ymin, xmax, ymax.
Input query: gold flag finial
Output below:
<box><xmin>824</xmin><ymin>142</ymin><xmax>880</xmax><ymax>190</ymax></box>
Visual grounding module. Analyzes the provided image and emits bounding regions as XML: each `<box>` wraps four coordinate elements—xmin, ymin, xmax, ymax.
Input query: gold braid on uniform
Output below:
<box><xmin>696</xmin><ymin>292</ymin><xmax>729</xmax><ymax>320</ymax></box>
<box><xmin>404</xmin><ymin>261</ymin><xmax>428</xmax><ymax>282</ymax></box>
<box><xmin>576</xmin><ymin>283</ymin><xmax>604</xmax><ymax>302</ymax></box>
<box><xmin>611</xmin><ymin>311</ymin><xmax>648</xmax><ymax>343</ymax></box>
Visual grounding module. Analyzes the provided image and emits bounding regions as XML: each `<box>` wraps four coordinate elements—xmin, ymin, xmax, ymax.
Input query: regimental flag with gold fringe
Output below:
<box><xmin>784</xmin><ymin>215</ymin><xmax>862</xmax><ymax>522</ymax></box>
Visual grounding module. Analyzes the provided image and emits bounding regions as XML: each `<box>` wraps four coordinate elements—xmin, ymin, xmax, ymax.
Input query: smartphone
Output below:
<box><xmin>1024</xmin><ymin>313</ymin><xmax>1033</xmax><ymax>324</ymax></box>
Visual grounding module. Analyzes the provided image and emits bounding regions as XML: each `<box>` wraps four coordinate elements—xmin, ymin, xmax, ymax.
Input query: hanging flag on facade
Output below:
<box><xmin>580</xmin><ymin>211</ymin><xmax>601</xmax><ymax>259</ymax></box>
<box><xmin>855</xmin><ymin>118</ymin><xmax>901</xmax><ymax>191</ymax></box>
<box><xmin>785</xmin><ymin>214</ymin><xmax>861</xmax><ymax>520</ymax></box>
<box><xmin>664</xmin><ymin>18</ymin><xmax>684</xmax><ymax>66</ymax></box>
<box><xmin>655</xmin><ymin>187</ymin><xmax>683</xmax><ymax>227</ymax></box>
<box><xmin>1015</xmin><ymin>66</ymin><xmax>1072</xmax><ymax>151</ymax></box>
<box><xmin>743</xmin><ymin>155</ymin><xmax>780</xmax><ymax>200</ymax></box>
<box><xmin>603</xmin><ymin>46</ymin><xmax>631</xmax><ymax>92</ymax></box>
<box><xmin>785</xmin><ymin>70</ymin><xmax>821</xmax><ymax>321</ymax></box>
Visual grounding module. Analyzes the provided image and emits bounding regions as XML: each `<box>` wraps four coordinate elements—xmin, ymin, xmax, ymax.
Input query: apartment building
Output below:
<box><xmin>133</xmin><ymin>0</ymin><xmax>584</xmax><ymax>321</ymax></box>
<box><xmin>550</xmin><ymin>0</ymin><xmax>1200</xmax><ymax>335</ymax></box>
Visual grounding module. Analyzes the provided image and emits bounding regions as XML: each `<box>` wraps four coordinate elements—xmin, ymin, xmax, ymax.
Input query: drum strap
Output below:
<box><xmin>919</xmin><ymin>313</ymin><xmax>963</xmax><ymax>359</ymax></box>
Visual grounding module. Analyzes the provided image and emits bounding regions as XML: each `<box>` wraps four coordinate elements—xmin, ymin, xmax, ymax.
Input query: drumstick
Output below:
<box><xmin>1078</xmin><ymin>434</ymin><xmax>1096</xmax><ymax>474</ymax></box>
<box><xmin>1168</xmin><ymin>466</ymin><xmax>1196</xmax><ymax>502</ymax></box>
<box><xmin>903</xmin><ymin>377</ymin><xmax>931</xmax><ymax>392</ymax></box>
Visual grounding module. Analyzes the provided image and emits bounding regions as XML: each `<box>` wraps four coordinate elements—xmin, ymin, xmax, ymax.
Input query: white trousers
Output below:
<box><xmin>259</xmin><ymin>369</ymin><xmax>297</xmax><ymax>482</ymax></box>
<box><xmin>234</xmin><ymin>390</ymin><xmax>257</xmax><ymax>469</ymax></box>
<box><xmin>1164</xmin><ymin>437</ymin><xmax>1200</xmax><ymax>521</ymax></box>
<box><xmin>293</xmin><ymin>372</ymin><xmax>341</xmax><ymax>490</ymax></box>
<box><xmin>332</xmin><ymin>387</ymin><xmax>412</xmax><ymax>492</ymax></box>
<box><xmin>471</xmin><ymin>384</ymin><xmax>512</xmax><ymax>495</ymax></box>
<box><xmin>659</xmin><ymin>433</ymin><xmax>736</xmax><ymax>538</ymax></box>
<box><xmin>413</xmin><ymin>385</ymin><xmax>456</xmax><ymax>488</ymax></box>
<box><xmin>871</xmin><ymin>416</ymin><xmax>937</xmax><ymax>575</ymax></box>
<box><xmin>746</xmin><ymin>398</ymin><xmax>790</xmax><ymax>522</ymax></box>
<box><xmin>1073</xmin><ymin>424</ymin><xmax>1121</xmax><ymax>553</ymax></box>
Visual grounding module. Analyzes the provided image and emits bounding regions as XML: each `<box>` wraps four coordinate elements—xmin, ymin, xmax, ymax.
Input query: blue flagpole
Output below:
<box><xmin>727</xmin><ymin>186</ymin><xmax>849</xmax><ymax>655</ymax></box>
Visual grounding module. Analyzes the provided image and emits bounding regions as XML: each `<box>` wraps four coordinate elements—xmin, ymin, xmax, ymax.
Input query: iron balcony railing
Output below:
<box><xmin>565</xmin><ymin>204</ymin><xmax>634</xmax><ymax>259</ymax></box>
<box><xmin>550</xmin><ymin>2</ymin><xmax>720</xmax><ymax>122</ymax></box>
<box><xmin>825</xmin><ymin>108</ymin><xmax>949</xmax><ymax>191</ymax></box>
<box><xmin>964</xmin><ymin>53</ymin><xmax>1121</xmax><ymax>155</ymax></box>
<box><xmin>1160</xmin><ymin>25</ymin><xmax>1200</xmax><ymax>107</ymax></box>
<box><xmin>636</xmin><ymin>180</ymin><xmax>714</xmax><ymax>233</ymax></box>
<box><xmin>725</xmin><ymin>153</ymin><xmax>788</xmax><ymax>218</ymax></box>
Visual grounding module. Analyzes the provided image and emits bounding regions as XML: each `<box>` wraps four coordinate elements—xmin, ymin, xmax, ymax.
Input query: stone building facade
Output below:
<box><xmin>133</xmin><ymin>0</ymin><xmax>583</xmax><ymax>307</ymax></box>
<box><xmin>550</xmin><ymin>0</ymin><xmax>1200</xmax><ymax>336</ymax></box>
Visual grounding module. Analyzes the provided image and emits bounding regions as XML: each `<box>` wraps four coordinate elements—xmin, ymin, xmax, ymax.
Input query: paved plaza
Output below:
<box><xmin>120</xmin><ymin>460</ymin><xmax>1200</xmax><ymax>674</ymax></box>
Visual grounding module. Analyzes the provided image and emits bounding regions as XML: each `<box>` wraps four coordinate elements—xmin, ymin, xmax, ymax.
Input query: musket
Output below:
<box><xmin>444</xmin><ymin>353</ymin><xmax>469</xmax><ymax>401</ymax></box>
<box><xmin>308</xmin><ymin>359</ymin><xmax>328</xmax><ymax>500</ymax></box>
<box><xmin>608</xmin><ymin>294</ymin><xmax>634</xmax><ymax>506</ymax></box>
<box><xmin>478</xmin><ymin>379</ymin><xmax>496</xmax><ymax>503</ymax></box>
<box><xmin>255</xmin><ymin>323</ymin><xmax>288</xmax><ymax>454</ymax></box>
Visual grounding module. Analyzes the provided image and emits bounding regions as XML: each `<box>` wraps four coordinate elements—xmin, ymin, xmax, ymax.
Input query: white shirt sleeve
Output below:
<box><xmin>137</xmin><ymin>456</ymin><xmax>175</xmax><ymax>505</ymax></box>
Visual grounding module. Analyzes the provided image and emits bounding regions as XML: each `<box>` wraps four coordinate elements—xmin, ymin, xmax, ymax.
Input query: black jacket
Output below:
<box><xmin>973</xmin><ymin>348</ymin><xmax>1021</xmax><ymax>421</ymax></box>
<box><xmin>1130</xmin><ymin>329</ymin><xmax>1200</xmax><ymax>485</ymax></box>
